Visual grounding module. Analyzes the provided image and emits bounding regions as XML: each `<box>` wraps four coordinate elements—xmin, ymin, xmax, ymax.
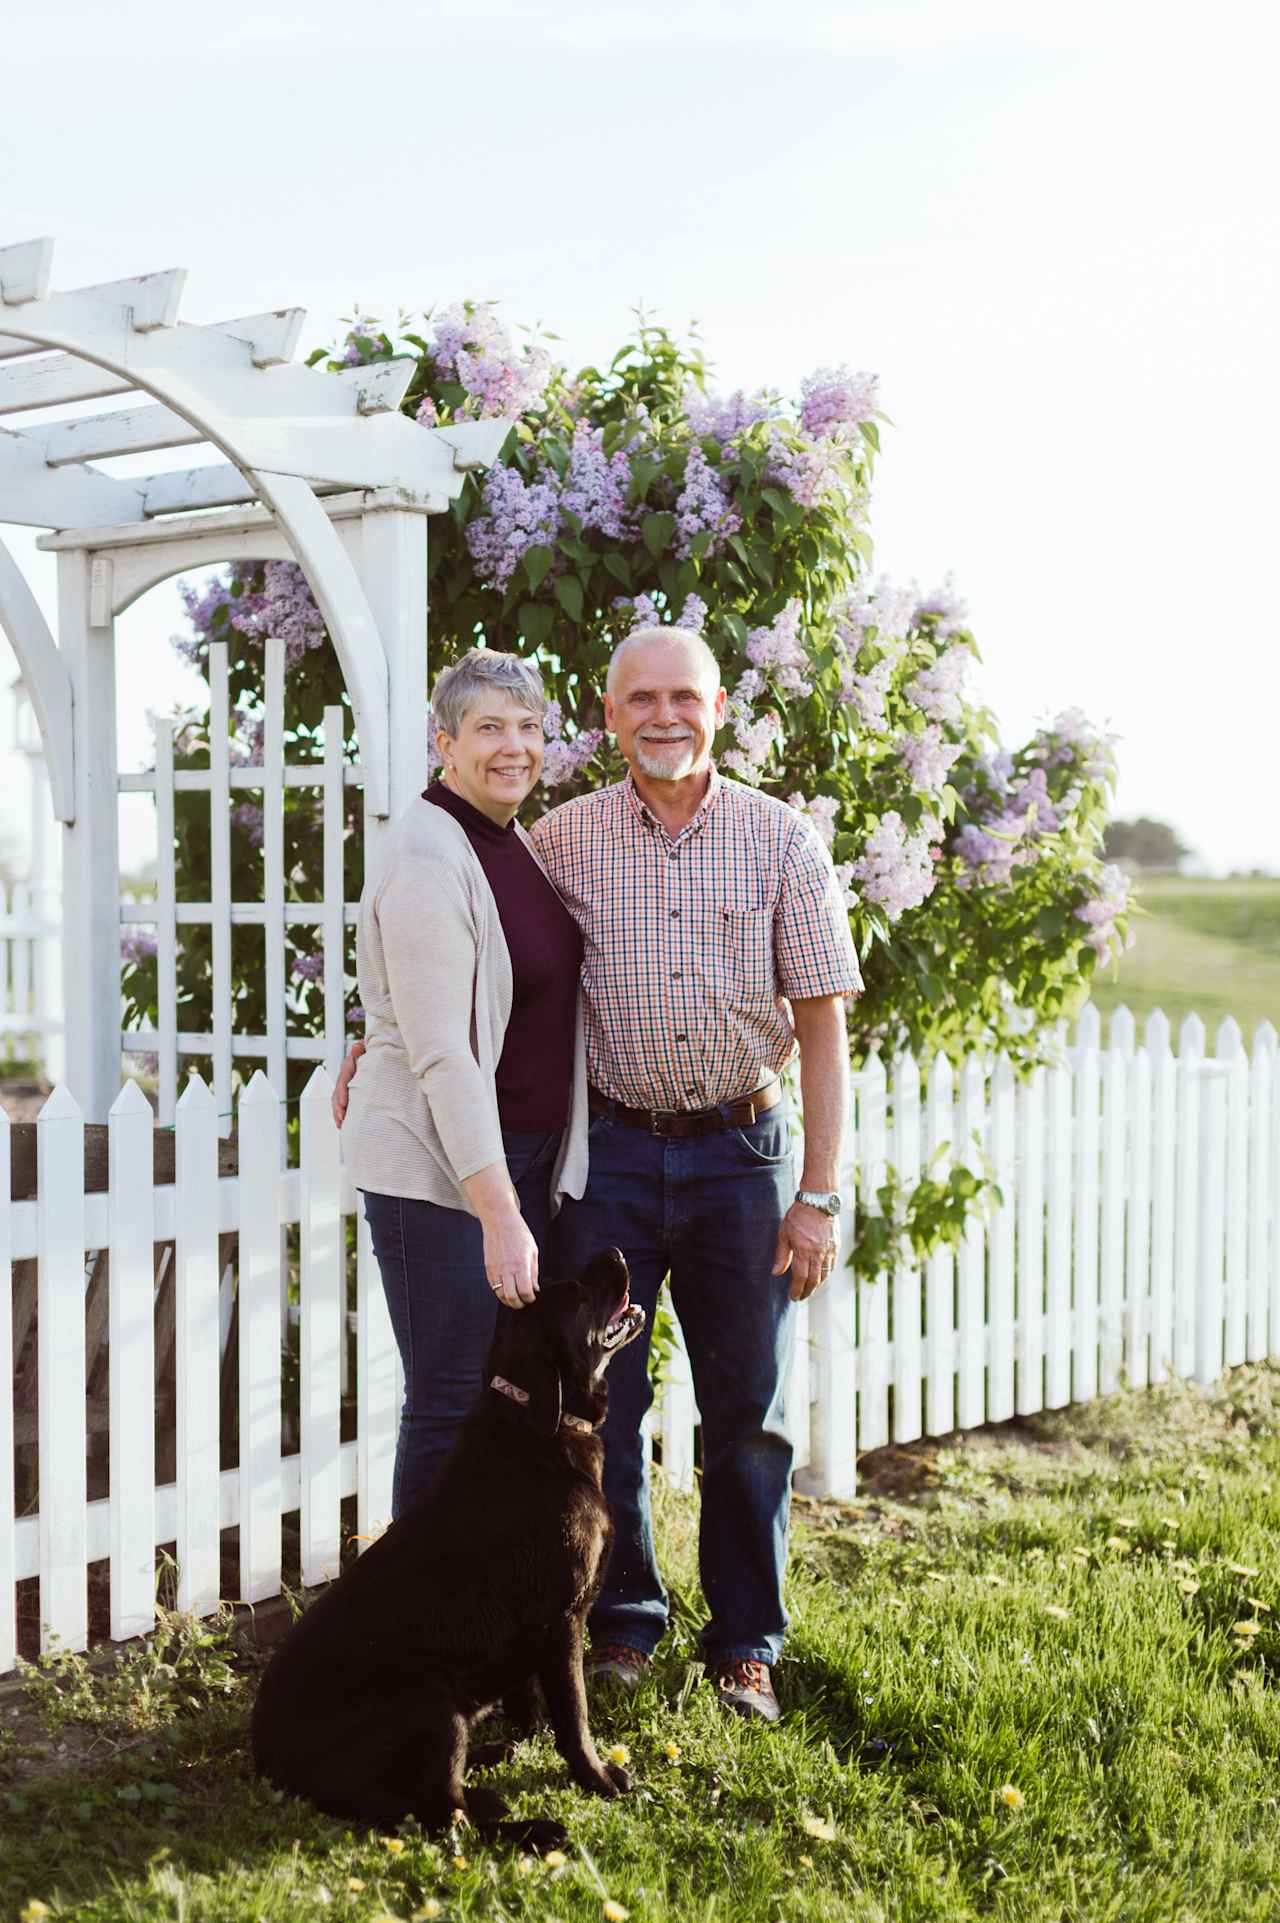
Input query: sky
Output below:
<box><xmin>1</xmin><ymin>0</ymin><xmax>1277</xmax><ymax>876</ymax></box>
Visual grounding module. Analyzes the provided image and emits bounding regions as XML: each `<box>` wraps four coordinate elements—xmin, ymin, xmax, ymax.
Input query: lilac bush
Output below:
<box><xmin>146</xmin><ymin>309</ymin><xmax>1128</xmax><ymax>1101</ymax></box>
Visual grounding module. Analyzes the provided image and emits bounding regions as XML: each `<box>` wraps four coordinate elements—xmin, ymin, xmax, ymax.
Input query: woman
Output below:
<box><xmin>342</xmin><ymin>648</ymin><xmax>588</xmax><ymax>1516</ymax></box>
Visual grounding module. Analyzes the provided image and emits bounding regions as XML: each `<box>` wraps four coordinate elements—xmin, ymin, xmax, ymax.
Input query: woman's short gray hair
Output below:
<box><xmin>431</xmin><ymin>648</ymin><xmax>548</xmax><ymax>738</ymax></box>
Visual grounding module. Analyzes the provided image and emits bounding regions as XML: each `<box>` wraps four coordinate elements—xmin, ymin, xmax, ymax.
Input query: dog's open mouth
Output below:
<box><xmin>602</xmin><ymin>1289</ymin><xmax>645</xmax><ymax>1351</ymax></box>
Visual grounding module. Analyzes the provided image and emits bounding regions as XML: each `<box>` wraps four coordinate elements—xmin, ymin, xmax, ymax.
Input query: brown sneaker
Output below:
<box><xmin>584</xmin><ymin>1642</ymin><xmax>651</xmax><ymax>1691</ymax></box>
<box><xmin>708</xmin><ymin>1658</ymin><xmax>780</xmax><ymax>1723</ymax></box>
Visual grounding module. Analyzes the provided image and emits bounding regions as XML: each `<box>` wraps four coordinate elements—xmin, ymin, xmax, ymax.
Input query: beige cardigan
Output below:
<box><xmin>342</xmin><ymin>797</ymin><xmax>589</xmax><ymax>1213</ymax></box>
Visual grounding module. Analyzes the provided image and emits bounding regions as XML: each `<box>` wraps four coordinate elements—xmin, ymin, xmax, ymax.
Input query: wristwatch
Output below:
<box><xmin>796</xmin><ymin>1189</ymin><xmax>842</xmax><ymax>1216</ymax></box>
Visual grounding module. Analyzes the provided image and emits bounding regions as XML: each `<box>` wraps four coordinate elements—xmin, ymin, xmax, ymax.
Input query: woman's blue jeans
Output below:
<box><xmin>360</xmin><ymin>1129</ymin><xmax>560</xmax><ymax>1517</ymax></box>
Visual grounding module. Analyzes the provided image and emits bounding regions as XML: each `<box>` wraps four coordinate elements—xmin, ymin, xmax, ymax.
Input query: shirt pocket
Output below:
<box><xmin>701</xmin><ymin>895</ymin><xmax>776</xmax><ymax>1006</ymax></box>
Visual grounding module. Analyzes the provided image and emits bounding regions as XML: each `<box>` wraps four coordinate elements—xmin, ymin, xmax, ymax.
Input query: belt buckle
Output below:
<box><xmin>649</xmin><ymin>1109</ymin><xmax>667</xmax><ymax>1137</ymax></box>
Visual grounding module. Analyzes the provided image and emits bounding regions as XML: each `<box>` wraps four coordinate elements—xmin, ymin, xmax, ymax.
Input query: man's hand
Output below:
<box><xmin>772</xmin><ymin>1199</ymin><xmax>839</xmax><ymax>1302</ymax></box>
<box><xmin>331</xmin><ymin>1040</ymin><xmax>366</xmax><ymax>1128</ymax></box>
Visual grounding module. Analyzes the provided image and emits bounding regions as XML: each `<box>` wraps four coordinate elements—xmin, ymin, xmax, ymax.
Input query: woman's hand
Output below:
<box><xmin>481</xmin><ymin>1205</ymin><xmax>540</xmax><ymax>1310</ymax></box>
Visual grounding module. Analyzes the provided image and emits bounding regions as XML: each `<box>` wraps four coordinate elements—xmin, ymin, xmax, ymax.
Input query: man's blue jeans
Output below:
<box><xmin>553</xmin><ymin>1099</ymin><xmax>797</xmax><ymax>1666</ymax></box>
<box><xmin>361</xmin><ymin>1128</ymin><xmax>559</xmax><ymax>1517</ymax></box>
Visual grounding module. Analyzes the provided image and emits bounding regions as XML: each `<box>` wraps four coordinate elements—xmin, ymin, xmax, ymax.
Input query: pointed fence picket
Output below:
<box><xmin>6</xmin><ymin>1001</ymin><xmax>1280</xmax><ymax>1674</ymax></box>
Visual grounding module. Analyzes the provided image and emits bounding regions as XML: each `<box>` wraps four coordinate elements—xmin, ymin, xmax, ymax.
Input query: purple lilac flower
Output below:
<box><xmin>465</xmin><ymin>463</ymin><xmax>564</xmax><ymax>590</ymax></box>
<box><xmin>346</xmin><ymin>1005</ymin><xmax>365</xmax><ymax>1028</ymax></box>
<box><xmin>674</xmin><ymin>594</ymin><xmax>708</xmax><ymax>634</ymax></box>
<box><xmin>787</xmin><ymin>792</ymin><xmax>841</xmax><ymax>849</ymax></box>
<box><xmin>120</xmin><ymin>929</ymin><xmax>158</xmax><ymax>965</ymax></box>
<box><xmin>342</xmin><ymin>321</ymin><xmax>382</xmax><ymax>366</ymax></box>
<box><xmin>294</xmin><ymin>953</ymin><xmax>323</xmax><ymax>982</ymax></box>
<box><xmin>767</xmin><ymin>428</ymin><xmax>849</xmax><ymax>511</ymax></box>
<box><xmin>684</xmin><ymin>387</ymin><xmax>775</xmax><ymax>443</ymax></box>
<box><xmin>953</xmin><ymin>768</ymin><xmax>1062</xmax><ymax>886</ymax></box>
<box><xmin>1074</xmin><ymin>863</ymin><xmax>1133</xmax><ymax>961</ymax></box>
<box><xmin>431</xmin><ymin>302</ymin><xmax>551</xmax><ymax>419</ymax></box>
<box><xmin>799</xmin><ymin>366</ymin><xmax>879</xmax><ymax>440</ymax></box>
<box><xmin>673</xmin><ymin>445</ymin><xmax>741</xmax><ymax>560</ymax></box>
<box><xmin>906</xmin><ymin>643</ymin><xmax>972</xmax><ymax>725</ymax></box>
<box><xmin>841</xmin><ymin>655</ymin><xmax>895</xmax><ymax>733</ymax></box>
<box><xmin>625</xmin><ymin>594</ymin><xmax>661</xmax><ymax>630</ymax></box>
<box><xmin>832</xmin><ymin>861</ymin><xmax>860</xmax><ymax>910</ymax></box>
<box><xmin>835</xmin><ymin>577</ymin><xmax>917</xmax><ymax>654</ymax></box>
<box><xmin>912</xmin><ymin>576</ymin><xmax>969</xmax><ymax>638</ymax></box>
<box><xmin>722</xmin><ymin>669</ymin><xmax>781</xmax><ymax>784</ymax></box>
<box><xmin>541</xmin><ymin>729</ymin><xmax>603</xmax><ymax>789</ymax></box>
<box><xmin>231</xmin><ymin>802</ymin><xmax>265</xmax><ymax>848</ymax></box>
<box><xmin>415</xmin><ymin>395</ymin><xmax>440</xmax><ymax>427</ymax></box>
<box><xmin>562</xmin><ymin>422</ymin><xmax>634</xmax><ymax>539</ymax></box>
<box><xmin>745</xmin><ymin>601</ymin><xmax>812</xmax><ymax>696</ymax></box>
<box><xmin>851</xmin><ymin>812</ymin><xmax>939</xmax><ymax>920</ymax></box>
<box><xmin>897</xmin><ymin>725</ymin><xmax>963</xmax><ymax>795</ymax></box>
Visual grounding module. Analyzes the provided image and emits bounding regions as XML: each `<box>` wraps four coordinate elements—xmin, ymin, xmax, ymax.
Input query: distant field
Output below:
<box><xmin>1088</xmin><ymin>875</ymin><xmax>1280</xmax><ymax>1047</ymax></box>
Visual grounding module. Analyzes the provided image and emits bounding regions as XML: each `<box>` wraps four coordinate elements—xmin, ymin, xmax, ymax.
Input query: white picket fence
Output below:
<box><xmin>0</xmin><ymin>877</ymin><xmax>61</xmax><ymax>1072</ymax></box>
<box><xmin>2</xmin><ymin>1003</ymin><xmax>1279</xmax><ymax>1673</ymax></box>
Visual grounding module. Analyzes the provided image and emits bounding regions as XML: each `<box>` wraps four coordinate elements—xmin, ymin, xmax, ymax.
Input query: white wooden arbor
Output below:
<box><xmin>0</xmin><ymin>237</ymin><xmax>510</xmax><ymax>1120</ymax></box>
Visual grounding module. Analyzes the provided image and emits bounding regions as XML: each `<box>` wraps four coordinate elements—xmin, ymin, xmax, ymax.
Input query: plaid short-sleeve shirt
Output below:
<box><xmin>529</xmin><ymin>768</ymin><xmax>862</xmax><ymax>1111</ymax></box>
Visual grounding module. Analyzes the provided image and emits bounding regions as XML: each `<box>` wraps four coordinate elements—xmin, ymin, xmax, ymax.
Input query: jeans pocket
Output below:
<box><xmin>730</xmin><ymin>1113</ymin><xmax>793</xmax><ymax>1166</ymax></box>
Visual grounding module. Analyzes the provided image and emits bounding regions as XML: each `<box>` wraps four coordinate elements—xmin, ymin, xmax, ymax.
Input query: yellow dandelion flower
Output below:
<box><xmin>1105</xmin><ymin>1537</ymin><xmax>1132</xmax><ymax>1554</ymax></box>
<box><xmin>999</xmin><ymin>1784</ymin><xmax>1025</xmax><ymax>1808</ymax></box>
<box><xmin>1172</xmin><ymin>1558</ymin><xmax>1198</xmax><ymax>1576</ymax></box>
<box><xmin>20</xmin><ymin>1905</ymin><xmax>52</xmax><ymax>1923</ymax></box>
<box><xmin>664</xmin><ymin>1741</ymin><xmax>682</xmax><ymax>1760</ymax></box>
<box><xmin>603</xmin><ymin>1902</ymin><xmax>631</xmax><ymax>1922</ymax></box>
<box><xmin>1228</xmin><ymin>1563</ymin><xmax>1260</xmax><ymax>1579</ymax></box>
<box><xmin>607</xmin><ymin>1743</ymin><xmax>631</xmax><ymax>1766</ymax></box>
<box><xmin>1160</xmin><ymin>1518</ymin><xmax>1180</xmax><ymax>1530</ymax></box>
<box><xmin>1113</xmin><ymin>1517</ymin><xmax>1138</xmax><ymax>1529</ymax></box>
<box><xmin>381</xmin><ymin>1836</ymin><xmax>405</xmax><ymax>1854</ymax></box>
<box><xmin>413</xmin><ymin>1905</ymin><xmax>443</xmax><ymax>1921</ymax></box>
<box><xmin>370</xmin><ymin>1914</ymin><xmax>402</xmax><ymax>1923</ymax></box>
<box><xmin>1179</xmin><ymin>1579</ymin><xmax>1200</xmax><ymax>1595</ymax></box>
<box><xmin>1247</xmin><ymin>1598</ymin><xmax>1271</xmax><ymax>1612</ymax></box>
<box><xmin>1043</xmin><ymin>1604</ymin><xmax>1070</xmax><ymax>1621</ymax></box>
<box><xmin>1232</xmin><ymin>1620</ymin><xmax>1261</xmax><ymax>1636</ymax></box>
<box><xmin>515</xmin><ymin>1856</ymin><xmax>535</xmax><ymax>1876</ymax></box>
<box><xmin>1071</xmin><ymin>1547</ymin><xmax>1091</xmax><ymax>1561</ymax></box>
<box><xmin>801</xmin><ymin>1815</ymin><xmax>838</xmax><ymax>1840</ymax></box>
<box><xmin>798</xmin><ymin>1854</ymin><xmax>815</xmax><ymax>1868</ymax></box>
<box><xmin>544</xmin><ymin>1849</ymin><xmax>569</xmax><ymax>1868</ymax></box>
<box><xmin>453</xmin><ymin>1854</ymin><xmax>468</xmax><ymax>1870</ymax></box>
<box><xmin>1025</xmin><ymin>1547</ymin><xmax>1047</xmax><ymax>1561</ymax></box>
<box><xmin>346</xmin><ymin>1879</ymin><xmax>366</xmax><ymax>1893</ymax></box>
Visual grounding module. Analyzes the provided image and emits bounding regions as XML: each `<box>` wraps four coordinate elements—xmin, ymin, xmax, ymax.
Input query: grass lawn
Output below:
<box><xmin>1089</xmin><ymin>875</ymin><xmax>1280</xmax><ymax>1046</ymax></box>
<box><xmin>5</xmin><ymin>1372</ymin><xmax>1280</xmax><ymax>1922</ymax></box>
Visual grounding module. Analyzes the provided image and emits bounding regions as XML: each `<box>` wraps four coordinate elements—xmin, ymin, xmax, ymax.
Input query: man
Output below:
<box><xmin>335</xmin><ymin>624</ymin><xmax>860</xmax><ymax>1722</ymax></box>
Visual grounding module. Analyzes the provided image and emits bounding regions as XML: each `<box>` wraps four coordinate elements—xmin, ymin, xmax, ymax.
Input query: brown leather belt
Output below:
<box><xmin>587</xmin><ymin>1076</ymin><xmax>782</xmax><ymax>1139</ymax></box>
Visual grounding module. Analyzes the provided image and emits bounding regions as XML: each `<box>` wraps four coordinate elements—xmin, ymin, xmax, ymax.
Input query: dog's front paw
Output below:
<box><xmin>578</xmin><ymin>1760</ymin><xmax>632</xmax><ymax>1797</ymax></box>
<box><xmin>605</xmin><ymin>1760</ymin><xmax>632</xmax><ymax>1794</ymax></box>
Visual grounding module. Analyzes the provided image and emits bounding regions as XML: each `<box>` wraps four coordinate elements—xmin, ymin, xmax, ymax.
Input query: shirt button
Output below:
<box><xmin>671</xmin><ymin>969</ymin><xmax>682</xmax><ymax>980</ymax></box>
<box><xmin>686</xmin><ymin>1087</ymin><xmax>698</xmax><ymax>1098</ymax></box>
<box><xmin>675</xmin><ymin>1034</ymin><xmax>688</xmax><ymax>1043</ymax></box>
<box><xmin>669</xmin><ymin>909</ymin><xmax>680</xmax><ymax>919</ymax></box>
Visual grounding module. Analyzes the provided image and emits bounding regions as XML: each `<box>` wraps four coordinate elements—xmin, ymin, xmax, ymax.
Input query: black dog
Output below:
<box><xmin>251</xmin><ymin>1246</ymin><xmax>644</xmax><ymax>1842</ymax></box>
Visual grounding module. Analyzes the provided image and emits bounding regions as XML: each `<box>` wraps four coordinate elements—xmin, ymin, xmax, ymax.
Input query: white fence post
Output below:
<box><xmin>956</xmin><ymin>1054</ymin><xmax>987</xmax><ymax>1429</ymax></box>
<box><xmin>0</xmin><ymin>1103</ymin><xmax>13</xmax><ymax>1674</ymax></box>
<box><xmin>1173</xmin><ymin>1015</ymin><xmax>1205</xmax><ymax>1377</ymax></box>
<box><xmin>238</xmin><ymin>1072</ymin><xmax>283</xmax><ymax>1602</ymax></box>
<box><xmin>1218</xmin><ymin>1020</ymin><xmax>1249</xmax><ymax>1368</ymax></box>
<box><xmin>1098</xmin><ymin>1046</ymin><xmax>1127</xmax><ymax>1395</ymax></box>
<box><xmin>1044</xmin><ymin>1053</ymin><xmax>1073</xmax><ymax>1409</ymax></box>
<box><xmin>1195</xmin><ymin>1064</ymin><xmax>1228</xmax><ymax>1386</ymax></box>
<box><xmin>108</xmin><ymin>1080</ymin><xmax>156</xmax><ymax>1642</ymax></box>
<box><xmin>1250</xmin><ymin>1022</ymin><xmax>1276</xmax><ymax>1362</ymax></box>
<box><xmin>175</xmin><ymin>1074</ymin><xmax>222</xmax><ymax>1616</ymax></box>
<box><xmin>1148</xmin><ymin>1017</ymin><xmax>1177</xmax><ymax>1383</ymax></box>
<box><xmin>891</xmin><ymin>1051</ymin><xmax>922</xmax><ymax>1442</ymax></box>
<box><xmin>37</xmin><ymin>1084</ymin><xmax>87</xmax><ymax>1652</ymax></box>
<box><xmin>356</xmin><ymin>1201</ymin><xmax>398</xmax><ymax>1540</ymax></box>
<box><xmin>1015</xmin><ymin>1064</ymin><xmax>1045</xmax><ymax>1416</ymax></box>
<box><xmin>300</xmin><ymin>1067</ymin><xmax>343</xmax><ymax>1585</ymax></box>
<box><xmin>857</xmin><ymin>1054</ymin><xmax>889</xmax><ymax>1452</ymax></box>
<box><xmin>924</xmin><ymin>1053</ymin><xmax>955</xmax><ymax>1437</ymax></box>
<box><xmin>1124</xmin><ymin>1048</ymin><xmax>1152</xmax><ymax>1390</ymax></box>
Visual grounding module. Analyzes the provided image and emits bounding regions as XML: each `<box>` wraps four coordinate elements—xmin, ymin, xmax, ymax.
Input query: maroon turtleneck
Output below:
<box><xmin>424</xmin><ymin>781</ymin><xmax>582</xmax><ymax>1132</ymax></box>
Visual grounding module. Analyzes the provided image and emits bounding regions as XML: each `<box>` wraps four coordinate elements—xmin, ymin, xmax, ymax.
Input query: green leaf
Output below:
<box><xmin>603</xmin><ymin>552</ymin><xmax>632</xmax><ymax>588</ymax></box>
<box><xmin>643</xmin><ymin>511</ymin><xmax>677</xmax><ymax>557</ymax></box>
<box><xmin>523</xmin><ymin>545</ymin><xmax>554</xmax><ymax>592</ymax></box>
<box><xmin>555</xmin><ymin>575</ymin><xmax>585</xmax><ymax>622</ymax></box>
<box><xmin>518</xmin><ymin>602</ymin><xmax>554</xmax><ymax>648</ymax></box>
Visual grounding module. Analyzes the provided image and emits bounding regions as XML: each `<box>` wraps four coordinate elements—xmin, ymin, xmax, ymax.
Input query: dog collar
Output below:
<box><xmin>489</xmin><ymin>1374</ymin><xmax>598</xmax><ymax>1435</ymax></box>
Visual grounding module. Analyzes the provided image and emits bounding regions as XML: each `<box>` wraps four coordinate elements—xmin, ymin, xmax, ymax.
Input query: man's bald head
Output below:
<box><xmin>605</xmin><ymin>625</ymin><xmax>721</xmax><ymax>699</ymax></box>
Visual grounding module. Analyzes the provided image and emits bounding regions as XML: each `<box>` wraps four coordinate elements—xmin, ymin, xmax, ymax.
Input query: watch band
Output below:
<box><xmin>796</xmin><ymin>1188</ymin><xmax>842</xmax><ymax>1216</ymax></box>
